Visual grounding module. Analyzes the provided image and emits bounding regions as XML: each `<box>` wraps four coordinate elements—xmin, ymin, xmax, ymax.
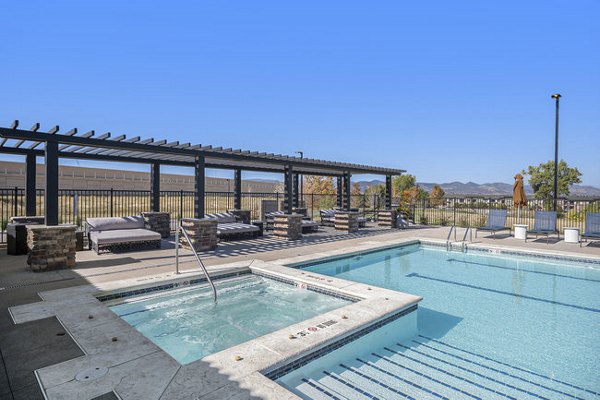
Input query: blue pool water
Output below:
<box><xmin>279</xmin><ymin>244</ymin><xmax>600</xmax><ymax>399</ymax></box>
<box><xmin>110</xmin><ymin>275</ymin><xmax>350</xmax><ymax>364</ymax></box>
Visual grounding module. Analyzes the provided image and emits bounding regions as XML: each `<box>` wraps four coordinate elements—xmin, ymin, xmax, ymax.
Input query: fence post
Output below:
<box><xmin>311</xmin><ymin>193</ymin><xmax>314</xmax><ymax>219</ymax></box>
<box><xmin>276</xmin><ymin>192</ymin><xmax>280</xmax><ymax>211</ymax></box>
<box><xmin>453</xmin><ymin>198</ymin><xmax>456</xmax><ymax>226</ymax></box>
<box><xmin>179</xmin><ymin>190</ymin><xmax>183</xmax><ymax>219</ymax></box>
<box><xmin>110</xmin><ymin>188</ymin><xmax>114</xmax><ymax>217</ymax></box>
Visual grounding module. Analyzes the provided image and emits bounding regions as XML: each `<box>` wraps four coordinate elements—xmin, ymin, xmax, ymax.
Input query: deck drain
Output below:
<box><xmin>75</xmin><ymin>366</ymin><xmax>108</xmax><ymax>382</ymax></box>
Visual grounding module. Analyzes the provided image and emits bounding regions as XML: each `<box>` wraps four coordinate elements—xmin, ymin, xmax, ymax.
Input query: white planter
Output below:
<box><xmin>564</xmin><ymin>227</ymin><xmax>580</xmax><ymax>244</ymax></box>
<box><xmin>513</xmin><ymin>224</ymin><xmax>528</xmax><ymax>240</ymax></box>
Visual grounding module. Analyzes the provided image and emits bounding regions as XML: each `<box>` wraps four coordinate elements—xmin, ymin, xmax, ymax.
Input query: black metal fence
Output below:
<box><xmin>0</xmin><ymin>187</ymin><xmax>598</xmax><ymax>243</ymax></box>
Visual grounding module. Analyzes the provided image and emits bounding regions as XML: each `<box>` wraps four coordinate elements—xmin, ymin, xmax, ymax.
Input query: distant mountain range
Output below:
<box><xmin>356</xmin><ymin>180</ymin><xmax>600</xmax><ymax>197</ymax></box>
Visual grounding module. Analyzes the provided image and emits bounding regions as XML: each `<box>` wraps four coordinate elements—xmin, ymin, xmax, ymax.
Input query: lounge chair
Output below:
<box><xmin>86</xmin><ymin>216</ymin><xmax>162</xmax><ymax>254</ymax></box>
<box><xmin>581</xmin><ymin>212</ymin><xmax>600</xmax><ymax>246</ymax></box>
<box><xmin>204</xmin><ymin>212</ymin><xmax>259</xmax><ymax>239</ymax></box>
<box><xmin>525</xmin><ymin>211</ymin><xmax>559</xmax><ymax>243</ymax></box>
<box><xmin>265</xmin><ymin>211</ymin><xmax>320</xmax><ymax>233</ymax></box>
<box><xmin>475</xmin><ymin>209</ymin><xmax>510</xmax><ymax>239</ymax></box>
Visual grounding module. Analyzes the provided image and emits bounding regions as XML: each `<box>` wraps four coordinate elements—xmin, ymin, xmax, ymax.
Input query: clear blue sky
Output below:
<box><xmin>1</xmin><ymin>1</ymin><xmax>598</xmax><ymax>186</ymax></box>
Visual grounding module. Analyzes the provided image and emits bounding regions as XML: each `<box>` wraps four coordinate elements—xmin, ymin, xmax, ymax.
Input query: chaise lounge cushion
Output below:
<box><xmin>216</xmin><ymin>222</ymin><xmax>259</xmax><ymax>235</ymax></box>
<box><xmin>87</xmin><ymin>216</ymin><xmax>145</xmax><ymax>232</ymax></box>
<box><xmin>204</xmin><ymin>213</ymin><xmax>238</xmax><ymax>223</ymax></box>
<box><xmin>90</xmin><ymin>228</ymin><xmax>161</xmax><ymax>246</ymax></box>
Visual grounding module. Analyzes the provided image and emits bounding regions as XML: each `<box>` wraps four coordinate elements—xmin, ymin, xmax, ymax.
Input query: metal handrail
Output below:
<box><xmin>461</xmin><ymin>226</ymin><xmax>472</xmax><ymax>252</ymax></box>
<box><xmin>446</xmin><ymin>225</ymin><xmax>456</xmax><ymax>251</ymax></box>
<box><xmin>175</xmin><ymin>220</ymin><xmax>217</xmax><ymax>302</ymax></box>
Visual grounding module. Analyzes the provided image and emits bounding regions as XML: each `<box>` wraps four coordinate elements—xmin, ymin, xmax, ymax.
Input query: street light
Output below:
<box><xmin>295</xmin><ymin>151</ymin><xmax>304</xmax><ymax>206</ymax></box>
<box><xmin>551</xmin><ymin>93</ymin><xmax>561</xmax><ymax>212</ymax></box>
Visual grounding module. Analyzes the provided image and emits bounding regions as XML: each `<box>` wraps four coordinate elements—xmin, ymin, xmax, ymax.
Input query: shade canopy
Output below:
<box><xmin>513</xmin><ymin>173</ymin><xmax>527</xmax><ymax>207</ymax></box>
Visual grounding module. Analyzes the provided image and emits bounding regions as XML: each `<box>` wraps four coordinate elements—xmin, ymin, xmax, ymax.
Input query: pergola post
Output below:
<box><xmin>44</xmin><ymin>141</ymin><xmax>59</xmax><ymax>225</ymax></box>
<box><xmin>233</xmin><ymin>168</ymin><xmax>242</xmax><ymax>210</ymax></box>
<box><xmin>25</xmin><ymin>153</ymin><xmax>37</xmax><ymax>216</ymax></box>
<box><xmin>194</xmin><ymin>156</ymin><xmax>205</xmax><ymax>218</ymax></box>
<box><xmin>150</xmin><ymin>162</ymin><xmax>160</xmax><ymax>212</ymax></box>
<box><xmin>343</xmin><ymin>172</ymin><xmax>351</xmax><ymax>211</ymax></box>
<box><xmin>284</xmin><ymin>165</ymin><xmax>293</xmax><ymax>214</ymax></box>
<box><xmin>385</xmin><ymin>175</ymin><xmax>392</xmax><ymax>209</ymax></box>
<box><xmin>292</xmin><ymin>173</ymin><xmax>299</xmax><ymax>208</ymax></box>
<box><xmin>336</xmin><ymin>177</ymin><xmax>343</xmax><ymax>208</ymax></box>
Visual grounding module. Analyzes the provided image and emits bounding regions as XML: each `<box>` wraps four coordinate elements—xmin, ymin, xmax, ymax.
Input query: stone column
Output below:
<box><xmin>378</xmin><ymin>210</ymin><xmax>398</xmax><ymax>228</ymax></box>
<box><xmin>273</xmin><ymin>214</ymin><xmax>303</xmax><ymax>241</ymax></box>
<box><xmin>335</xmin><ymin>211</ymin><xmax>359</xmax><ymax>233</ymax></box>
<box><xmin>27</xmin><ymin>225</ymin><xmax>77</xmax><ymax>271</ymax></box>
<box><xmin>141</xmin><ymin>212</ymin><xmax>171</xmax><ymax>238</ymax></box>
<box><xmin>230</xmin><ymin>209</ymin><xmax>251</xmax><ymax>224</ymax></box>
<box><xmin>180</xmin><ymin>218</ymin><xmax>218</xmax><ymax>252</ymax></box>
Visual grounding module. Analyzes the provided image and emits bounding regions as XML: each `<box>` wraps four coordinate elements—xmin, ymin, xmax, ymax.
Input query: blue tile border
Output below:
<box><xmin>264</xmin><ymin>304</ymin><xmax>418</xmax><ymax>380</ymax></box>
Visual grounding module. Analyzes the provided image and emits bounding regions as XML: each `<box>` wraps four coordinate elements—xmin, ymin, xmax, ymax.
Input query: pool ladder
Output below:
<box><xmin>175</xmin><ymin>220</ymin><xmax>217</xmax><ymax>302</ymax></box>
<box><xmin>446</xmin><ymin>225</ymin><xmax>472</xmax><ymax>253</ymax></box>
<box><xmin>446</xmin><ymin>225</ymin><xmax>457</xmax><ymax>251</ymax></box>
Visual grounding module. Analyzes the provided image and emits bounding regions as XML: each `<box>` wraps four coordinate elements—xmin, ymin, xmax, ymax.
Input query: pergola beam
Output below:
<box><xmin>151</xmin><ymin>162</ymin><xmax>160</xmax><ymax>212</ymax></box>
<box><xmin>233</xmin><ymin>168</ymin><xmax>242</xmax><ymax>210</ymax></box>
<box><xmin>44</xmin><ymin>141</ymin><xmax>59</xmax><ymax>225</ymax></box>
<box><xmin>25</xmin><ymin>153</ymin><xmax>37</xmax><ymax>216</ymax></box>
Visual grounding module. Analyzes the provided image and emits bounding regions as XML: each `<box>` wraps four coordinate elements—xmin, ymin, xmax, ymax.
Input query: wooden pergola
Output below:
<box><xmin>0</xmin><ymin>120</ymin><xmax>404</xmax><ymax>225</ymax></box>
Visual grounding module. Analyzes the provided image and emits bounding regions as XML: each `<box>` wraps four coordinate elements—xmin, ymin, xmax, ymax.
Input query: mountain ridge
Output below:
<box><xmin>356</xmin><ymin>180</ymin><xmax>600</xmax><ymax>197</ymax></box>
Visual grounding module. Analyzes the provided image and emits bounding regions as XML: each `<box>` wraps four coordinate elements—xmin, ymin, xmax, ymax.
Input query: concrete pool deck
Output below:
<box><xmin>1</xmin><ymin>224</ymin><xmax>599</xmax><ymax>399</ymax></box>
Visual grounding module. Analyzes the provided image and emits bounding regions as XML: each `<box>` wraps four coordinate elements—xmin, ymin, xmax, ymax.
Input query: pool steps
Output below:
<box><xmin>291</xmin><ymin>337</ymin><xmax>596</xmax><ymax>400</ymax></box>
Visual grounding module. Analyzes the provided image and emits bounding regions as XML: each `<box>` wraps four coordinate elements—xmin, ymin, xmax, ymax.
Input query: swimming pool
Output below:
<box><xmin>109</xmin><ymin>274</ymin><xmax>351</xmax><ymax>364</ymax></box>
<box><xmin>278</xmin><ymin>243</ymin><xmax>600</xmax><ymax>399</ymax></box>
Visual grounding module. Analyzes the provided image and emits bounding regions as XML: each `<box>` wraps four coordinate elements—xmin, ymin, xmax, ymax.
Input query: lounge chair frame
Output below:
<box><xmin>525</xmin><ymin>211</ymin><xmax>559</xmax><ymax>244</ymax></box>
<box><xmin>475</xmin><ymin>209</ymin><xmax>510</xmax><ymax>239</ymax></box>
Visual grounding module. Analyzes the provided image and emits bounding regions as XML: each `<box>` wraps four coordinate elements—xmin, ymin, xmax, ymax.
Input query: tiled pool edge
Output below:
<box><xmin>262</xmin><ymin>304</ymin><xmax>418</xmax><ymax>380</ymax></box>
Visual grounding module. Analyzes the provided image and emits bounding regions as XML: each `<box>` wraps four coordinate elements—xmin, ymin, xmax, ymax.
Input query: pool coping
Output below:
<box><xmin>8</xmin><ymin>255</ymin><xmax>421</xmax><ymax>399</ymax></box>
<box><xmin>8</xmin><ymin>236</ymin><xmax>599</xmax><ymax>400</ymax></box>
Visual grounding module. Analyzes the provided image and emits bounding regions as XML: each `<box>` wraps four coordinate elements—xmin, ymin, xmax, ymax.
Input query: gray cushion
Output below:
<box><xmin>302</xmin><ymin>220</ymin><xmax>319</xmax><ymax>227</ymax></box>
<box><xmin>205</xmin><ymin>213</ymin><xmax>237</xmax><ymax>223</ymax></box>
<box><xmin>87</xmin><ymin>216</ymin><xmax>145</xmax><ymax>232</ymax></box>
<box><xmin>217</xmin><ymin>223</ymin><xmax>259</xmax><ymax>235</ymax></box>
<box><xmin>90</xmin><ymin>228</ymin><xmax>161</xmax><ymax>246</ymax></box>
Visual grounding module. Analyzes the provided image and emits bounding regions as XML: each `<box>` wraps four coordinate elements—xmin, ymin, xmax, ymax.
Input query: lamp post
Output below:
<box><xmin>295</xmin><ymin>151</ymin><xmax>304</xmax><ymax>206</ymax></box>
<box><xmin>551</xmin><ymin>93</ymin><xmax>561</xmax><ymax>212</ymax></box>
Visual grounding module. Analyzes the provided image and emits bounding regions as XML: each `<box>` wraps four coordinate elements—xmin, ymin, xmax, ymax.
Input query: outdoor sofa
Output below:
<box><xmin>264</xmin><ymin>211</ymin><xmax>319</xmax><ymax>233</ymax></box>
<box><xmin>581</xmin><ymin>212</ymin><xmax>600</xmax><ymax>246</ymax></box>
<box><xmin>86</xmin><ymin>216</ymin><xmax>161</xmax><ymax>254</ymax></box>
<box><xmin>320</xmin><ymin>209</ymin><xmax>367</xmax><ymax>227</ymax></box>
<box><xmin>475</xmin><ymin>209</ymin><xmax>511</xmax><ymax>239</ymax></box>
<box><xmin>525</xmin><ymin>211</ymin><xmax>559</xmax><ymax>243</ymax></box>
<box><xmin>204</xmin><ymin>212</ymin><xmax>260</xmax><ymax>239</ymax></box>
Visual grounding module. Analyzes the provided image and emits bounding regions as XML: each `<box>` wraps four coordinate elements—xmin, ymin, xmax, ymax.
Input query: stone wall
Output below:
<box><xmin>141</xmin><ymin>212</ymin><xmax>171</xmax><ymax>238</ymax></box>
<box><xmin>273</xmin><ymin>214</ymin><xmax>303</xmax><ymax>241</ymax></box>
<box><xmin>378</xmin><ymin>210</ymin><xmax>398</xmax><ymax>227</ymax></box>
<box><xmin>335</xmin><ymin>212</ymin><xmax>359</xmax><ymax>233</ymax></box>
<box><xmin>27</xmin><ymin>225</ymin><xmax>77</xmax><ymax>271</ymax></box>
<box><xmin>179</xmin><ymin>218</ymin><xmax>218</xmax><ymax>252</ymax></box>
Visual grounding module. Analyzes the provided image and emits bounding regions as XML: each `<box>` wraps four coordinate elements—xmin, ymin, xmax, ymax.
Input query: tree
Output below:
<box><xmin>392</xmin><ymin>174</ymin><xmax>416</xmax><ymax>196</ymax></box>
<box><xmin>351</xmin><ymin>182</ymin><xmax>362</xmax><ymax>196</ymax></box>
<box><xmin>401</xmin><ymin>185</ymin><xmax>428</xmax><ymax>204</ymax></box>
<box><xmin>304</xmin><ymin>176</ymin><xmax>336</xmax><ymax>194</ymax></box>
<box><xmin>365</xmin><ymin>183</ymin><xmax>386</xmax><ymax>197</ymax></box>
<box><xmin>429</xmin><ymin>184</ymin><xmax>445</xmax><ymax>206</ymax></box>
<box><xmin>522</xmin><ymin>160</ymin><xmax>582</xmax><ymax>201</ymax></box>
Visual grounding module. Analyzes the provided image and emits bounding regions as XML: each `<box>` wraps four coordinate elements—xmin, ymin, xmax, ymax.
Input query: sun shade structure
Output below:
<box><xmin>0</xmin><ymin>120</ymin><xmax>405</xmax><ymax>225</ymax></box>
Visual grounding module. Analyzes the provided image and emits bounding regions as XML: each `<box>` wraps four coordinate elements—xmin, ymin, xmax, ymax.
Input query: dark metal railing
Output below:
<box><xmin>0</xmin><ymin>187</ymin><xmax>598</xmax><ymax>243</ymax></box>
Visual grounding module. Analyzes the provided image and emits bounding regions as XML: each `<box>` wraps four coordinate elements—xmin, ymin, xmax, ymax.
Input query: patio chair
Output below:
<box><xmin>581</xmin><ymin>212</ymin><xmax>600</xmax><ymax>246</ymax></box>
<box><xmin>525</xmin><ymin>211</ymin><xmax>559</xmax><ymax>243</ymax></box>
<box><xmin>475</xmin><ymin>209</ymin><xmax>510</xmax><ymax>239</ymax></box>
